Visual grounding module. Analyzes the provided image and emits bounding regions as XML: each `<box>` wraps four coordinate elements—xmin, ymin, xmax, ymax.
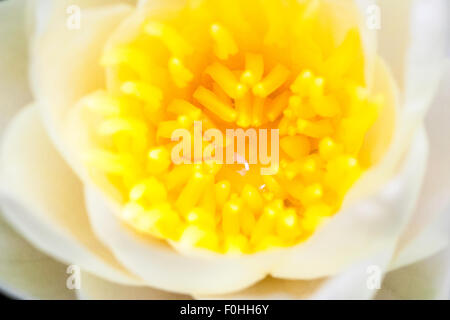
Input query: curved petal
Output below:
<box><xmin>0</xmin><ymin>106</ymin><xmax>142</xmax><ymax>286</ymax></box>
<box><xmin>391</xmin><ymin>62</ymin><xmax>450</xmax><ymax>269</ymax></box>
<box><xmin>29</xmin><ymin>2</ymin><xmax>134</xmax><ymax>180</ymax></box>
<box><xmin>197</xmin><ymin>277</ymin><xmax>325</xmax><ymax>300</ymax></box>
<box><xmin>28</xmin><ymin>0</ymin><xmax>435</xmax><ymax>296</ymax></box>
<box><xmin>376</xmin><ymin>248</ymin><xmax>450</xmax><ymax>300</ymax></box>
<box><xmin>84</xmin><ymin>126</ymin><xmax>428</xmax><ymax>296</ymax></box>
<box><xmin>77</xmin><ymin>272</ymin><xmax>190</xmax><ymax>300</ymax></box>
<box><xmin>376</xmin><ymin>0</ymin><xmax>412</xmax><ymax>91</ymax></box>
<box><xmin>0</xmin><ymin>0</ymin><xmax>32</xmax><ymax>137</ymax></box>
<box><xmin>0</xmin><ymin>215</ymin><xmax>75</xmax><ymax>300</ymax></box>
<box><xmin>84</xmin><ymin>186</ymin><xmax>274</xmax><ymax>295</ymax></box>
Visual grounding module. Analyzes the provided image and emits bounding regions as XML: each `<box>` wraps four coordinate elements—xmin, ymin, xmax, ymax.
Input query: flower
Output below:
<box><xmin>0</xmin><ymin>0</ymin><xmax>448</xmax><ymax>299</ymax></box>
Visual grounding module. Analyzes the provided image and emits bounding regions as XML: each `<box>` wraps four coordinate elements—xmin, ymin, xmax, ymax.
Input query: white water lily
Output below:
<box><xmin>0</xmin><ymin>0</ymin><xmax>448</xmax><ymax>300</ymax></box>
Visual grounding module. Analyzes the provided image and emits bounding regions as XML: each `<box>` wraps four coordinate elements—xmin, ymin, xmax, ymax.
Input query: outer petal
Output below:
<box><xmin>0</xmin><ymin>106</ymin><xmax>141</xmax><ymax>286</ymax></box>
<box><xmin>390</xmin><ymin>59</ymin><xmax>450</xmax><ymax>269</ymax></box>
<box><xmin>197</xmin><ymin>277</ymin><xmax>325</xmax><ymax>300</ymax></box>
<box><xmin>0</xmin><ymin>215</ymin><xmax>75</xmax><ymax>300</ymax></box>
<box><xmin>376</xmin><ymin>249</ymin><xmax>450</xmax><ymax>300</ymax></box>
<box><xmin>29</xmin><ymin>2</ymin><xmax>134</xmax><ymax>180</ymax></box>
<box><xmin>77</xmin><ymin>272</ymin><xmax>189</xmax><ymax>300</ymax></box>
<box><xmin>0</xmin><ymin>0</ymin><xmax>32</xmax><ymax>137</ymax></box>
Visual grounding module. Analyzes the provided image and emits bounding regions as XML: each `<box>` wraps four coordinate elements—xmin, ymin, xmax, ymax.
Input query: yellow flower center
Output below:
<box><xmin>79</xmin><ymin>0</ymin><xmax>384</xmax><ymax>254</ymax></box>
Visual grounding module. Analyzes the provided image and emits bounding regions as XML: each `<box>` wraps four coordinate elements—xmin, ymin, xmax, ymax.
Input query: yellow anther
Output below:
<box><xmin>304</xmin><ymin>203</ymin><xmax>333</xmax><ymax>219</ymax></box>
<box><xmin>200</xmin><ymin>183</ymin><xmax>216</xmax><ymax>214</ymax></box>
<box><xmin>288</xmin><ymin>95</ymin><xmax>316</xmax><ymax>119</ymax></box>
<box><xmin>291</xmin><ymin>70</ymin><xmax>314</xmax><ymax>95</ymax></box>
<box><xmin>206</xmin><ymin>62</ymin><xmax>247</xmax><ymax>99</ymax></box>
<box><xmin>280</xmin><ymin>135</ymin><xmax>311</xmax><ymax>160</ymax></box>
<box><xmin>325</xmin><ymin>155</ymin><xmax>361</xmax><ymax>193</ymax></box>
<box><xmin>98</xmin><ymin>118</ymin><xmax>146</xmax><ymax>137</ymax></box>
<box><xmin>262</xmin><ymin>175</ymin><xmax>285</xmax><ymax>197</ymax></box>
<box><xmin>122</xmin><ymin>203</ymin><xmax>145</xmax><ymax>223</ymax></box>
<box><xmin>168</xmin><ymin>99</ymin><xmax>202</xmax><ymax>120</ymax></box>
<box><xmin>210</xmin><ymin>23</ymin><xmax>238</xmax><ymax>60</ymax></box>
<box><xmin>241</xmin><ymin>53</ymin><xmax>264</xmax><ymax>86</ymax></box>
<box><xmin>147</xmin><ymin>147</ymin><xmax>171</xmax><ymax>174</ymax></box>
<box><xmin>169</xmin><ymin>57</ymin><xmax>194</xmax><ymax>88</ymax></box>
<box><xmin>319</xmin><ymin>137</ymin><xmax>341</xmax><ymax>160</ymax></box>
<box><xmin>82</xmin><ymin>91</ymin><xmax>122</xmax><ymax>116</ymax></box>
<box><xmin>250</xmin><ymin>205</ymin><xmax>277</xmax><ymax>245</ymax></box>
<box><xmin>337</xmin><ymin>118</ymin><xmax>367</xmax><ymax>154</ymax></box>
<box><xmin>130</xmin><ymin>177</ymin><xmax>167</xmax><ymax>204</ymax></box>
<box><xmin>84</xmin><ymin>150</ymin><xmax>132</xmax><ymax>175</ymax></box>
<box><xmin>156</xmin><ymin>120</ymin><xmax>186</xmax><ymax>139</ymax></box>
<box><xmin>186</xmin><ymin>208</ymin><xmax>216</xmax><ymax>230</ymax></box>
<box><xmin>240</xmin><ymin>210</ymin><xmax>256</xmax><ymax>237</ymax></box>
<box><xmin>252</xmin><ymin>96</ymin><xmax>265</xmax><ymax>127</ymax></box>
<box><xmin>301</xmin><ymin>214</ymin><xmax>323</xmax><ymax>232</ymax></box>
<box><xmin>194</xmin><ymin>86</ymin><xmax>238</xmax><ymax>123</ymax></box>
<box><xmin>315</xmin><ymin>95</ymin><xmax>341</xmax><ymax>118</ymax></box>
<box><xmin>222</xmin><ymin>198</ymin><xmax>242</xmax><ymax>235</ymax></box>
<box><xmin>285</xmin><ymin>156</ymin><xmax>322</xmax><ymax>181</ymax></box>
<box><xmin>121</xmin><ymin>81</ymin><xmax>163</xmax><ymax>110</ymax></box>
<box><xmin>176</xmin><ymin>172</ymin><xmax>210</xmax><ymax>213</ymax></box>
<box><xmin>300</xmin><ymin>183</ymin><xmax>323</xmax><ymax>205</ymax></box>
<box><xmin>311</xmin><ymin>77</ymin><xmax>325</xmax><ymax>98</ymax></box>
<box><xmin>297</xmin><ymin>119</ymin><xmax>334</xmax><ymax>138</ymax></box>
<box><xmin>241</xmin><ymin>184</ymin><xmax>263</xmax><ymax>213</ymax></box>
<box><xmin>144</xmin><ymin>22</ymin><xmax>193</xmax><ymax>57</ymax></box>
<box><xmin>179</xmin><ymin>225</ymin><xmax>207</xmax><ymax>247</ymax></box>
<box><xmin>267</xmin><ymin>91</ymin><xmax>290</xmax><ymax>122</ymax></box>
<box><xmin>157</xmin><ymin>117</ymin><xmax>191</xmax><ymax>139</ymax></box>
<box><xmin>101</xmin><ymin>47</ymin><xmax>148</xmax><ymax>69</ymax></box>
<box><xmin>165</xmin><ymin>164</ymin><xmax>193</xmax><ymax>190</ymax></box>
<box><xmin>253</xmin><ymin>64</ymin><xmax>290</xmax><ymax>98</ymax></box>
<box><xmin>276</xmin><ymin>208</ymin><xmax>301</xmax><ymax>241</ymax></box>
<box><xmin>156</xmin><ymin>207</ymin><xmax>184</xmax><ymax>240</ymax></box>
<box><xmin>215</xmin><ymin>180</ymin><xmax>231</xmax><ymax>207</ymax></box>
<box><xmin>235</xmin><ymin>93</ymin><xmax>252</xmax><ymax>128</ymax></box>
<box><xmin>225</xmin><ymin>235</ymin><xmax>249</xmax><ymax>254</ymax></box>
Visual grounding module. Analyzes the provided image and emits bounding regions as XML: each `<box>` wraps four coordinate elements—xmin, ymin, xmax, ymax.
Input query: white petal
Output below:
<box><xmin>376</xmin><ymin>248</ymin><xmax>450</xmax><ymax>299</ymax></box>
<box><xmin>77</xmin><ymin>272</ymin><xmax>190</xmax><ymax>300</ymax></box>
<box><xmin>197</xmin><ymin>277</ymin><xmax>325</xmax><ymax>300</ymax></box>
<box><xmin>0</xmin><ymin>0</ymin><xmax>32</xmax><ymax>137</ymax></box>
<box><xmin>376</xmin><ymin>0</ymin><xmax>412</xmax><ymax>90</ymax></box>
<box><xmin>403</xmin><ymin>0</ymin><xmax>448</xmax><ymax>118</ymax></box>
<box><xmin>83</xmin><ymin>126</ymin><xmax>428</xmax><ymax>296</ymax></box>
<box><xmin>84</xmin><ymin>186</ymin><xmax>275</xmax><ymax>295</ymax></box>
<box><xmin>390</xmin><ymin>62</ymin><xmax>450</xmax><ymax>269</ymax></box>
<box><xmin>0</xmin><ymin>106</ymin><xmax>142</xmax><ymax>287</ymax></box>
<box><xmin>29</xmin><ymin>3</ymin><xmax>133</xmax><ymax>180</ymax></box>
<box><xmin>0</xmin><ymin>214</ymin><xmax>76</xmax><ymax>300</ymax></box>
<box><xmin>377</xmin><ymin>0</ymin><xmax>448</xmax><ymax>117</ymax></box>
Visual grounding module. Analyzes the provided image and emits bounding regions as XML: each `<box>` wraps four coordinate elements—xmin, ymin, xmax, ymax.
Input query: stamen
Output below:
<box><xmin>206</xmin><ymin>62</ymin><xmax>247</xmax><ymax>99</ymax></box>
<box><xmin>169</xmin><ymin>57</ymin><xmax>194</xmax><ymax>88</ymax></box>
<box><xmin>168</xmin><ymin>99</ymin><xmax>202</xmax><ymax>120</ymax></box>
<box><xmin>194</xmin><ymin>86</ymin><xmax>238</xmax><ymax>123</ymax></box>
<box><xmin>81</xmin><ymin>0</ymin><xmax>385</xmax><ymax>254</ymax></box>
<box><xmin>144</xmin><ymin>22</ymin><xmax>193</xmax><ymax>57</ymax></box>
<box><xmin>253</xmin><ymin>64</ymin><xmax>290</xmax><ymax>98</ymax></box>
<box><xmin>241</xmin><ymin>53</ymin><xmax>264</xmax><ymax>87</ymax></box>
<box><xmin>210</xmin><ymin>23</ymin><xmax>238</xmax><ymax>60</ymax></box>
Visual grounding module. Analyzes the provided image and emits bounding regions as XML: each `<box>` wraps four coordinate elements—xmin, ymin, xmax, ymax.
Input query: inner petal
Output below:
<box><xmin>75</xmin><ymin>0</ymin><xmax>390</xmax><ymax>254</ymax></box>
